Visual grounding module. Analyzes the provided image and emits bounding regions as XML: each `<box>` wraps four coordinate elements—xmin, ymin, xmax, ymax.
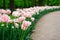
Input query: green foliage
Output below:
<box><xmin>1</xmin><ymin>0</ymin><xmax>60</xmax><ymax>8</ymax></box>
<box><xmin>0</xmin><ymin>0</ymin><xmax>39</xmax><ymax>8</ymax></box>
<box><xmin>0</xmin><ymin>0</ymin><xmax>3</xmax><ymax>8</ymax></box>
<box><xmin>44</xmin><ymin>0</ymin><xmax>60</xmax><ymax>6</ymax></box>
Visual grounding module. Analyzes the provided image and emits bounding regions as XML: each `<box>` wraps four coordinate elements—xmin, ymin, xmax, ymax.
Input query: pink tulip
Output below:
<box><xmin>13</xmin><ymin>19</ymin><xmax>19</xmax><ymax>23</ymax></box>
<box><xmin>21</xmin><ymin>21</ymin><xmax>31</xmax><ymax>30</ymax></box>
<box><xmin>12</xmin><ymin>11</ymin><xmax>20</xmax><ymax>17</ymax></box>
<box><xmin>0</xmin><ymin>9</ymin><xmax>2</xmax><ymax>13</ymax></box>
<box><xmin>21</xmin><ymin>12</ymin><xmax>32</xmax><ymax>18</ymax></box>
<box><xmin>31</xmin><ymin>17</ymin><xmax>35</xmax><ymax>21</ymax></box>
<box><xmin>14</xmin><ymin>23</ymin><xmax>19</xmax><ymax>28</ymax></box>
<box><xmin>6</xmin><ymin>9</ymin><xmax>11</xmax><ymax>14</ymax></box>
<box><xmin>18</xmin><ymin>16</ymin><xmax>26</xmax><ymax>22</ymax></box>
<box><xmin>8</xmin><ymin>19</ymin><xmax>12</xmax><ymax>23</ymax></box>
<box><xmin>0</xmin><ymin>18</ymin><xmax>2</xmax><ymax>22</ymax></box>
<box><xmin>1</xmin><ymin>9</ymin><xmax>6</xmax><ymax>14</ymax></box>
<box><xmin>0</xmin><ymin>14</ymin><xmax>10</xmax><ymax>22</ymax></box>
<box><xmin>16</xmin><ymin>8</ymin><xmax>20</xmax><ymax>11</ymax></box>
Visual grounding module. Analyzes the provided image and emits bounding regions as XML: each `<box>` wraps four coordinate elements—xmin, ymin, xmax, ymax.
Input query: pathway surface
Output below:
<box><xmin>31</xmin><ymin>11</ymin><xmax>60</xmax><ymax>40</ymax></box>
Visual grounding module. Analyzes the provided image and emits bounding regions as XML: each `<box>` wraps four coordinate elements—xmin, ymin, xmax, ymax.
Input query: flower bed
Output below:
<box><xmin>0</xmin><ymin>6</ymin><xmax>60</xmax><ymax>40</ymax></box>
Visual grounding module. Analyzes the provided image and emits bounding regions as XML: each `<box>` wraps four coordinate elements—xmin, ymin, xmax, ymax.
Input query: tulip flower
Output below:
<box><xmin>21</xmin><ymin>21</ymin><xmax>31</xmax><ymax>30</ymax></box>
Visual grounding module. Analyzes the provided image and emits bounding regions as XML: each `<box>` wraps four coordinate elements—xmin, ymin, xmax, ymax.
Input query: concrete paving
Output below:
<box><xmin>31</xmin><ymin>11</ymin><xmax>60</xmax><ymax>40</ymax></box>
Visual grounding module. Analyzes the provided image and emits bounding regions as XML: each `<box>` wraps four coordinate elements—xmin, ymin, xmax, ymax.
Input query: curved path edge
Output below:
<box><xmin>31</xmin><ymin>11</ymin><xmax>60</xmax><ymax>40</ymax></box>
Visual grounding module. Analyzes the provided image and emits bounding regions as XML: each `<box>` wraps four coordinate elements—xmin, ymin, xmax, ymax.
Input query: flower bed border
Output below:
<box><xmin>27</xmin><ymin>8</ymin><xmax>60</xmax><ymax>40</ymax></box>
<box><xmin>0</xmin><ymin>7</ymin><xmax>60</xmax><ymax>40</ymax></box>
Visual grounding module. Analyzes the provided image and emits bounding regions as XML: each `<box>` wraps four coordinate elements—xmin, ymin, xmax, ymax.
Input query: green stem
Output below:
<box><xmin>19</xmin><ymin>23</ymin><xmax>21</xmax><ymax>40</ymax></box>
<box><xmin>19</xmin><ymin>28</ymin><xmax>21</xmax><ymax>40</ymax></box>
<box><xmin>8</xmin><ymin>23</ymin><xmax>12</xmax><ymax>40</ymax></box>
<box><xmin>2</xmin><ymin>28</ymin><xmax>4</xmax><ymax>40</ymax></box>
<box><xmin>21</xmin><ymin>30</ymin><xmax>26</xmax><ymax>40</ymax></box>
<box><xmin>2</xmin><ymin>23</ymin><xmax>6</xmax><ymax>40</ymax></box>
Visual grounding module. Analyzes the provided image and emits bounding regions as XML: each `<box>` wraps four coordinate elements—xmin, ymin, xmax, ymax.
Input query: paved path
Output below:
<box><xmin>31</xmin><ymin>11</ymin><xmax>60</xmax><ymax>40</ymax></box>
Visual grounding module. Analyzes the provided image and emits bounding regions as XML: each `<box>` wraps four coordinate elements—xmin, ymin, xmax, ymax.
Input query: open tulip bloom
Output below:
<box><xmin>0</xmin><ymin>6</ymin><xmax>60</xmax><ymax>40</ymax></box>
